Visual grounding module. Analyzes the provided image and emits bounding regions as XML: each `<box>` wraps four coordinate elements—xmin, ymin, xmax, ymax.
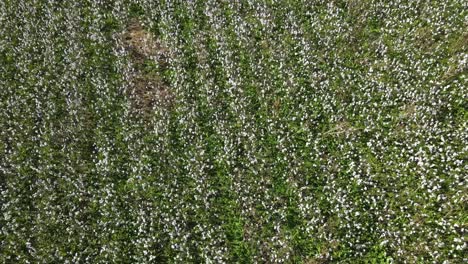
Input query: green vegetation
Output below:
<box><xmin>1</xmin><ymin>0</ymin><xmax>466</xmax><ymax>263</ymax></box>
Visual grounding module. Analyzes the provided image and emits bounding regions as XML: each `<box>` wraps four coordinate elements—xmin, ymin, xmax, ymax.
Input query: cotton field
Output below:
<box><xmin>0</xmin><ymin>0</ymin><xmax>466</xmax><ymax>263</ymax></box>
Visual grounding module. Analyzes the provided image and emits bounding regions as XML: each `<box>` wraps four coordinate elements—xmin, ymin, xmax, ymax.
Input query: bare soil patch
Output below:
<box><xmin>121</xmin><ymin>19</ymin><xmax>172</xmax><ymax>114</ymax></box>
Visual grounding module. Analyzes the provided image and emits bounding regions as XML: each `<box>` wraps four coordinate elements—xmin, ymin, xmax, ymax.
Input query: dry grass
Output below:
<box><xmin>324</xmin><ymin>120</ymin><xmax>358</xmax><ymax>137</ymax></box>
<box><xmin>121</xmin><ymin>19</ymin><xmax>172</xmax><ymax>114</ymax></box>
<box><xmin>123</xmin><ymin>19</ymin><xmax>168</xmax><ymax>60</ymax></box>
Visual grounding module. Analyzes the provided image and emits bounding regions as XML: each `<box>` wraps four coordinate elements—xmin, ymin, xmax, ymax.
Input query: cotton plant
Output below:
<box><xmin>1</xmin><ymin>0</ymin><xmax>466</xmax><ymax>263</ymax></box>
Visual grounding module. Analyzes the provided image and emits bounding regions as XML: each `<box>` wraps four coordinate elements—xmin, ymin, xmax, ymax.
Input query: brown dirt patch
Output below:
<box><xmin>121</xmin><ymin>19</ymin><xmax>172</xmax><ymax>115</ymax></box>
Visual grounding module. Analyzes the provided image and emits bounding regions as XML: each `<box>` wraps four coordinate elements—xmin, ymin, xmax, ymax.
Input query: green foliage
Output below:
<box><xmin>1</xmin><ymin>0</ymin><xmax>466</xmax><ymax>263</ymax></box>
